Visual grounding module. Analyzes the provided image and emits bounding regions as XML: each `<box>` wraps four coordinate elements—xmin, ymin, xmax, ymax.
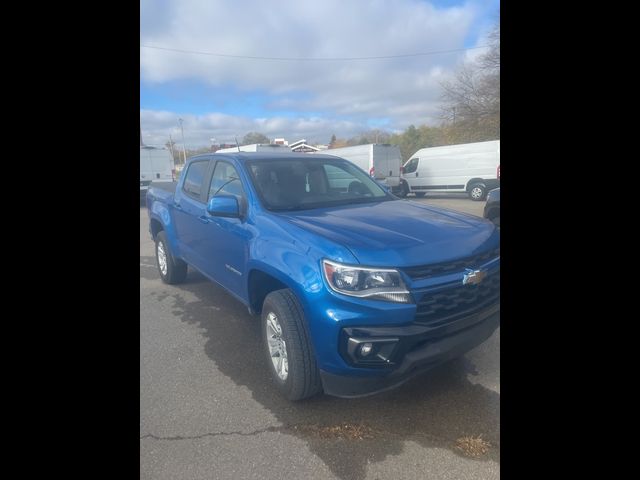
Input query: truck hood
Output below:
<box><xmin>282</xmin><ymin>200</ymin><xmax>499</xmax><ymax>267</ymax></box>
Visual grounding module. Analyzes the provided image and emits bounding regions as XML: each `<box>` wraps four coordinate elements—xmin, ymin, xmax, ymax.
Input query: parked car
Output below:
<box><xmin>484</xmin><ymin>188</ymin><xmax>500</xmax><ymax>227</ymax></box>
<box><xmin>402</xmin><ymin>140</ymin><xmax>500</xmax><ymax>200</ymax></box>
<box><xmin>146</xmin><ymin>152</ymin><xmax>500</xmax><ymax>400</ymax></box>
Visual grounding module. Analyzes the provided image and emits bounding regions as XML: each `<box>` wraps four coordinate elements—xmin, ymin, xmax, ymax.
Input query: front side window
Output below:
<box><xmin>209</xmin><ymin>161</ymin><xmax>245</xmax><ymax>200</ymax></box>
<box><xmin>403</xmin><ymin>158</ymin><xmax>419</xmax><ymax>174</ymax></box>
<box><xmin>247</xmin><ymin>158</ymin><xmax>392</xmax><ymax>211</ymax></box>
<box><xmin>183</xmin><ymin>160</ymin><xmax>209</xmax><ymax>198</ymax></box>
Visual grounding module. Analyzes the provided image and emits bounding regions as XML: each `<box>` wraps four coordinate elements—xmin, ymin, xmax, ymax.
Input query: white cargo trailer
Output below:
<box><xmin>317</xmin><ymin>144</ymin><xmax>406</xmax><ymax>195</ymax></box>
<box><xmin>140</xmin><ymin>146</ymin><xmax>175</xmax><ymax>197</ymax></box>
<box><xmin>402</xmin><ymin>140</ymin><xmax>500</xmax><ymax>201</ymax></box>
<box><xmin>216</xmin><ymin>144</ymin><xmax>294</xmax><ymax>153</ymax></box>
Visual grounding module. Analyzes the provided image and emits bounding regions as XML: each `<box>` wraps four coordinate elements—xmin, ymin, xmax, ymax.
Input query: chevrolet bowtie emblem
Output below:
<box><xmin>462</xmin><ymin>268</ymin><xmax>486</xmax><ymax>286</ymax></box>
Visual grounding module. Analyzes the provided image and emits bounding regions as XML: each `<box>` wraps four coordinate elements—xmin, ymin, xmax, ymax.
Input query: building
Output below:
<box><xmin>289</xmin><ymin>139</ymin><xmax>321</xmax><ymax>153</ymax></box>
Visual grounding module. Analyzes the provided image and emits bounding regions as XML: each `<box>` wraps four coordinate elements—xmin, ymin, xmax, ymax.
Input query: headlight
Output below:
<box><xmin>322</xmin><ymin>260</ymin><xmax>411</xmax><ymax>303</ymax></box>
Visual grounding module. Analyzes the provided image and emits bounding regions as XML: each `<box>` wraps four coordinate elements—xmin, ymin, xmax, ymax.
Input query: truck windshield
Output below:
<box><xmin>246</xmin><ymin>158</ymin><xmax>393</xmax><ymax>211</ymax></box>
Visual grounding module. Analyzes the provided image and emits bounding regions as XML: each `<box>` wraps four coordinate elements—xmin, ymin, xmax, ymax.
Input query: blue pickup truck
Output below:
<box><xmin>146</xmin><ymin>152</ymin><xmax>500</xmax><ymax>400</ymax></box>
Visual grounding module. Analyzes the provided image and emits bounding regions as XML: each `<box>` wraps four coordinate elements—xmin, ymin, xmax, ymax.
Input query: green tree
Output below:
<box><xmin>242</xmin><ymin>132</ymin><xmax>270</xmax><ymax>145</ymax></box>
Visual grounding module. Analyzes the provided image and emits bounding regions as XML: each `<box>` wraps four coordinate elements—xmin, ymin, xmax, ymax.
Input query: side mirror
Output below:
<box><xmin>207</xmin><ymin>195</ymin><xmax>240</xmax><ymax>218</ymax></box>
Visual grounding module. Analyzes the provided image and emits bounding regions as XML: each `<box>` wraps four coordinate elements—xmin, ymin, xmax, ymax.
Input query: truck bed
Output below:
<box><xmin>146</xmin><ymin>181</ymin><xmax>178</xmax><ymax>209</ymax></box>
<box><xmin>150</xmin><ymin>181</ymin><xmax>177</xmax><ymax>193</ymax></box>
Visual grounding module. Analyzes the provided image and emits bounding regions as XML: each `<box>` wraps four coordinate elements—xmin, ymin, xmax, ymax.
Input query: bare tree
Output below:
<box><xmin>440</xmin><ymin>21</ymin><xmax>500</xmax><ymax>140</ymax></box>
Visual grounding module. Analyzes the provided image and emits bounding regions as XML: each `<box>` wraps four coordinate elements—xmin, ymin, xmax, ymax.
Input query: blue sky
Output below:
<box><xmin>140</xmin><ymin>0</ymin><xmax>499</xmax><ymax>147</ymax></box>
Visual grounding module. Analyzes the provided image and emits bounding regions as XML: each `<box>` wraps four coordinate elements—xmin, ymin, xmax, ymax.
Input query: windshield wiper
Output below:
<box><xmin>211</xmin><ymin>177</ymin><xmax>239</xmax><ymax>197</ymax></box>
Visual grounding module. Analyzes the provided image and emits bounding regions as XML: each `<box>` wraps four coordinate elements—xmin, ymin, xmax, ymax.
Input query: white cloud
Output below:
<box><xmin>141</xmin><ymin>0</ymin><xmax>496</xmax><ymax>146</ymax></box>
<box><xmin>140</xmin><ymin>109</ymin><xmax>363</xmax><ymax>147</ymax></box>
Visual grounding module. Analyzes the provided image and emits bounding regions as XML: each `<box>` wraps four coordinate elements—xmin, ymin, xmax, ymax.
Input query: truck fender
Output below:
<box><xmin>148</xmin><ymin>201</ymin><xmax>182</xmax><ymax>259</ymax></box>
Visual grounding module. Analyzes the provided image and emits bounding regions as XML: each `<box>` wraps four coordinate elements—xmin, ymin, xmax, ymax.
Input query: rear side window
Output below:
<box><xmin>182</xmin><ymin>160</ymin><xmax>209</xmax><ymax>199</ymax></box>
<box><xmin>404</xmin><ymin>158</ymin><xmax>419</xmax><ymax>174</ymax></box>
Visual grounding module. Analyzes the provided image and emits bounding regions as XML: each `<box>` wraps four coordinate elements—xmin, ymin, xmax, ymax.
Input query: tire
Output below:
<box><xmin>491</xmin><ymin>215</ymin><xmax>500</xmax><ymax>227</ymax></box>
<box><xmin>262</xmin><ymin>289</ymin><xmax>322</xmax><ymax>401</ymax></box>
<box><xmin>155</xmin><ymin>231</ymin><xmax>188</xmax><ymax>284</ymax></box>
<box><xmin>414</xmin><ymin>192</ymin><xmax>426</xmax><ymax>198</ymax></box>
<box><xmin>397</xmin><ymin>181</ymin><xmax>409</xmax><ymax>198</ymax></box>
<box><xmin>468</xmin><ymin>183</ymin><xmax>487</xmax><ymax>201</ymax></box>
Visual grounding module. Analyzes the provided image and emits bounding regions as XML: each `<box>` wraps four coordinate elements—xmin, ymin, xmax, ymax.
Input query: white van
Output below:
<box><xmin>140</xmin><ymin>146</ymin><xmax>175</xmax><ymax>197</ymax></box>
<box><xmin>402</xmin><ymin>140</ymin><xmax>500</xmax><ymax>201</ymax></box>
<box><xmin>318</xmin><ymin>144</ymin><xmax>406</xmax><ymax>195</ymax></box>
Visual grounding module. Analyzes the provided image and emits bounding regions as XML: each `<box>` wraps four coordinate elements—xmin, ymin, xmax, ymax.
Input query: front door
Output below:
<box><xmin>193</xmin><ymin>160</ymin><xmax>251</xmax><ymax>297</ymax></box>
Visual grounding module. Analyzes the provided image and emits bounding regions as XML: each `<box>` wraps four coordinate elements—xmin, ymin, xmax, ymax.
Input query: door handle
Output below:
<box><xmin>415</xmin><ymin>172</ymin><xmax>419</xmax><ymax>177</ymax></box>
<box><xmin>174</xmin><ymin>203</ymin><xmax>183</xmax><ymax>211</ymax></box>
<box><xmin>198</xmin><ymin>215</ymin><xmax>210</xmax><ymax>224</ymax></box>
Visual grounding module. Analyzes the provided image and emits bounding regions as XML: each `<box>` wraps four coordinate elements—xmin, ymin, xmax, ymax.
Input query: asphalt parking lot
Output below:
<box><xmin>140</xmin><ymin>195</ymin><xmax>500</xmax><ymax>480</ymax></box>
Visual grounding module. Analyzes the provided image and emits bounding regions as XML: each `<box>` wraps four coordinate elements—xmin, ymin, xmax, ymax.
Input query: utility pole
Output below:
<box><xmin>168</xmin><ymin>134</ymin><xmax>176</xmax><ymax>161</ymax></box>
<box><xmin>178</xmin><ymin>118</ymin><xmax>187</xmax><ymax>164</ymax></box>
<box><xmin>452</xmin><ymin>107</ymin><xmax>456</xmax><ymax>125</ymax></box>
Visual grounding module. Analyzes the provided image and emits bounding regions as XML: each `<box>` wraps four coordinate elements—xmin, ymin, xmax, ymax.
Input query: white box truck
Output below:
<box><xmin>318</xmin><ymin>144</ymin><xmax>406</xmax><ymax>196</ymax></box>
<box><xmin>140</xmin><ymin>146</ymin><xmax>175</xmax><ymax>198</ymax></box>
<box><xmin>402</xmin><ymin>140</ymin><xmax>500</xmax><ymax>201</ymax></box>
<box><xmin>216</xmin><ymin>143</ymin><xmax>294</xmax><ymax>153</ymax></box>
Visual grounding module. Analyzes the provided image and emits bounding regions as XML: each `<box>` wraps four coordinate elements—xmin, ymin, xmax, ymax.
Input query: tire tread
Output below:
<box><xmin>263</xmin><ymin>289</ymin><xmax>321</xmax><ymax>400</ymax></box>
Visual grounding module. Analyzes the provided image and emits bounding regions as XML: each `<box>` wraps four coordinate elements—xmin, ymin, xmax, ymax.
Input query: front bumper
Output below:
<box><xmin>319</xmin><ymin>304</ymin><xmax>499</xmax><ymax>398</ymax></box>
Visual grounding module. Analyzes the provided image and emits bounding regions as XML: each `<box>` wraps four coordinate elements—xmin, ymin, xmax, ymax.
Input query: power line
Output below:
<box><xmin>140</xmin><ymin>44</ymin><xmax>489</xmax><ymax>61</ymax></box>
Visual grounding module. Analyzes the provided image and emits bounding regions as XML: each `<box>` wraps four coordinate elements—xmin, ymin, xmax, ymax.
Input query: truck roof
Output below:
<box><xmin>187</xmin><ymin>152</ymin><xmax>341</xmax><ymax>164</ymax></box>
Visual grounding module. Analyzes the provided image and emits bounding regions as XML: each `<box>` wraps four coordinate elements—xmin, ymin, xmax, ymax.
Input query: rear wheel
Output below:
<box><xmin>155</xmin><ymin>231</ymin><xmax>188</xmax><ymax>284</ymax></box>
<box><xmin>414</xmin><ymin>192</ymin><xmax>426</xmax><ymax>198</ymax></box>
<box><xmin>468</xmin><ymin>183</ymin><xmax>487</xmax><ymax>201</ymax></box>
<box><xmin>262</xmin><ymin>289</ymin><xmax>322</xmax><ymax>401</ymax></box>
<box><xmin>397</xmin><ymin>181</ymin><xmax>409</xmax><ymax>198</ymax></box>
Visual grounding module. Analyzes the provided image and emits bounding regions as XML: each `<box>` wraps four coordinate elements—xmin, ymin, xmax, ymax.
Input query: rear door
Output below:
<box><xmin>172</xmin><ymin>158</ymin><xmax>212</xmax><ymax>266</ymax></box>
<box><xmin>140</xmin><ymin>149</ymin><xmax>153</xmax><ymax>190</ymax></box>
<box><xmin>372</xmin><ymin>145</ymin><xmax>401</xmax><ymax>186</ymax></box>
<box><xmin>149</xmin><ymin>149</ymin><xmax>174</xmax><ymax>182</ymax></box>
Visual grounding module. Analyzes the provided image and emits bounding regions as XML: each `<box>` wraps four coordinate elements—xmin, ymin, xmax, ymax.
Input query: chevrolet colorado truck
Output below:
<box><xmin>146</xmin><ymin>152</ymin><xmax>500</xmax><ymax>400</ymax></box>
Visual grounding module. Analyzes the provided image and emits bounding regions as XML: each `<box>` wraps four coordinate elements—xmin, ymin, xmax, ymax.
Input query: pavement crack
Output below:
<box><xmin>141</xmin><ymin>424</ymin><xmax>498</xmax><ymax>450</ymax></box>
<box><xmin>140</xmin><ymin>426</ymin><xmax>282</xmax><ymax>441</ymax></box>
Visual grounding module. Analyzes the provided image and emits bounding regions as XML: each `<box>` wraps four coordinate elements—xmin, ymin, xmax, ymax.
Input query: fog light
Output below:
<box><xmin>345</xmin><ymin>335</ymin><xmax>400</xmax><ymax>366</ymax></box>
<box><xmin>360</xmin><ymin>343</ymin><xmax>373</xmax><ymax>356</ymax></box>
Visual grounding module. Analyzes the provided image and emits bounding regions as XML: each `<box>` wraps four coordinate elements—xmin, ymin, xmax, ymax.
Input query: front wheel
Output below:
<box><xmin>468</xmin><ymin>183</ymin><xmax>487</xmax><ymax>201</ymax></box>
<box><xmin>262</xmin><ymin>289</ymin><xmax>322</xmax><ymax>401</ymax></box>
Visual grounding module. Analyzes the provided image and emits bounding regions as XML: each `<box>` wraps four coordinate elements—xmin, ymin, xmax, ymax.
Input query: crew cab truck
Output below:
<box><xmin>146</xmin><ymin>152</ymin><xmax>500</xmax><ymax>400</ymax></box>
